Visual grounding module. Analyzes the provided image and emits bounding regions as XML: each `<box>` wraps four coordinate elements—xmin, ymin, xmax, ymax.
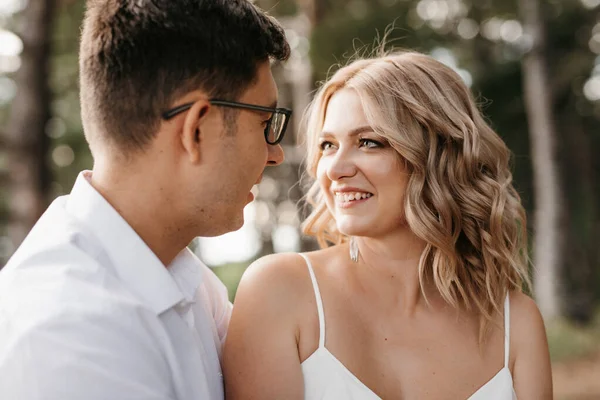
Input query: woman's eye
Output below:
<box><xmin>319</xmin><ymin>141</ymin><xmax>335</xmax><ymax>151</ymax></box>
<box><xmin>359</xmin><ymin>138</ymin><xmax>383</xmax><ymax>148</ymax></box>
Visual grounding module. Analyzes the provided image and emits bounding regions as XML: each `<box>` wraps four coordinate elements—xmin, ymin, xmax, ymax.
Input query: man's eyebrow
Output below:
<box><xmin>319</xmin><ymin>126</ymin><xmax>373</xmax><ymax>138</ymax></box>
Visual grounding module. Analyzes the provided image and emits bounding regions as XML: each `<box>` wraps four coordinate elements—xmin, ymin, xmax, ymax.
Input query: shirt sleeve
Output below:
<box><xmin>0</xmin><ymin>303</ymin><xmax>176</xmax><ymax>400</ymax></box>
<box><xmin>203</xmin><ymin>267</ymin><xmax>233</xmax><ymax>347</ymax></box>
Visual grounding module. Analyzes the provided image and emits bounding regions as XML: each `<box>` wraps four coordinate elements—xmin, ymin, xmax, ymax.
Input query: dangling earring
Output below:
<box><xmin>349</xmin><ymin>237</ymin><xmax>359</xmax><ymax>263</ymax></box>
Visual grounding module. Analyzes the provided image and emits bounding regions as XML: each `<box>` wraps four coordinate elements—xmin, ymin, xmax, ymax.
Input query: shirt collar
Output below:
<box><xmin>169</xmin><ymin>247</ymin><xmax>205</xmax><ymax>306</ymax></box>
<box><xmin>65</xmin><ymin>171</ymin><xmax>201</xmax><ymax>315</ymax></box>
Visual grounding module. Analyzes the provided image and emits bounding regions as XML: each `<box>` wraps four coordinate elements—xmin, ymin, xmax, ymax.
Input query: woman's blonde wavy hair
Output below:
<box><xmin>301</xmin><ymin>51</ymin><xmax>531</xmax><ymax>335</ymax></box>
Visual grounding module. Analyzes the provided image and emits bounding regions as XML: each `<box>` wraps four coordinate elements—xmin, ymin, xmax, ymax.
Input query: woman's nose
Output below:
<box><xmin>326</xmin><ymin>149</ymin><xmax>357</xmax><ymax>181</ymax></box>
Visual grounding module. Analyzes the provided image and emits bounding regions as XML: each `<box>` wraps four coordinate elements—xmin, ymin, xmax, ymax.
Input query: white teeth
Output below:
<box><xmin>335</xmin><ymin>192</ymin><xmax>372</xmax><ymax>203</ymax></box>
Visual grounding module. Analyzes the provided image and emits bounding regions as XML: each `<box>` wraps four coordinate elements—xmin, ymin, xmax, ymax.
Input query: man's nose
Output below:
<box><xmin>266</xmin><ymin>143</ymin><xmax>284</xmax><ymax>166</ymax></box>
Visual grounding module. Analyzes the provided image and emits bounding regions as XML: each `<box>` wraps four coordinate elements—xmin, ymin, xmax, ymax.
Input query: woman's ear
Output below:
<box><xmin>181</xmin><ymin>100</ymin><xmax>210</xmax><ymax>164</ymax></box>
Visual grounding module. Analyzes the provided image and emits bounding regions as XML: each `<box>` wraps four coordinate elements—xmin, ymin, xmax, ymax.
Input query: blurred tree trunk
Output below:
<box><xmin>296</xmin><ymin>0</ymin><xmax>324</xmax><ymax>26</ymax></box>
<box><xmin>560</xmin><ymin>111</ymin><xmax>597</xmax><ymax>324</ymax></box>
<box><xmin>291</xmin><ymin>0</ymin><xmax>320</xmax><ymax>252</ymax></box>
<box><xmin>519</xmin><ymin>0</ymin><xmax>562</xmax><ymax>320</ymax></box>
<box><xmin>554</xmin><ymin>8</ymin><xmax>600</xmax><ymax>325</ymax></box>
<box><xmin>3</xmin><ymin>0</ymin><xmax>56</xmax><ymax>252</ymax></box>
<box><xmin>253</xmin><ymin>0</ymin><xmax>320</xmax><ymax>256</ymax></box>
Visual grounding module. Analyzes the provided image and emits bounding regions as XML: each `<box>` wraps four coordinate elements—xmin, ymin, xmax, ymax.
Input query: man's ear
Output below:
<box><xmin>181</xmin><ymin>100</ymin><xmax>210</xmax><ymax>164</ymax></box>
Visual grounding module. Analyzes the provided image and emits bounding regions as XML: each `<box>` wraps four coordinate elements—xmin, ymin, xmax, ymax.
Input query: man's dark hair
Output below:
<box><xmin>79</xmin><ymin>0</ymin><xmax>290</xmax><ymax>152</ymax></box>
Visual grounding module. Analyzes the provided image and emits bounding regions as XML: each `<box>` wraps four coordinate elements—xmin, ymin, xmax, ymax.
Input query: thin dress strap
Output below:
<box><xmin>504</xmin><ymin>293</ymin><xmax>510</xmax><ymax>368</ymax></box>
<box><xmin>299</xmin><ymin>253</ymin><xmax>326</xmax><ymax>348</ymax></box>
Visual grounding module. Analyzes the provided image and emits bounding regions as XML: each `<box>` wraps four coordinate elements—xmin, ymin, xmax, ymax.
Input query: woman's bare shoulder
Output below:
<box><xmin>240</xmin><ymin>246</ymin><xmax>346</xmax><ymax>290</ymax></box>
<box><xmin>508</xmin><ymin>290</ymin><xmax>552</xmax><ymax>398</ymax></box>
<box><xmin>224</xmin><ymin>253</ymin><xmax>315</xmax><ymax>399</ymax></box>
<box><xmin>509</xmin><ymin>290</ymin><xmax>546</xmax><ymax>336</ymax></box>
<box><xmin>509</xmin><ymin>290</ymin><xmax>548</xmax><ymax>348</ymax></box>
<box><xmin>510</xmin><ymin>291</ymin><xmax>549</xmax><ymax>368</ymax></box>
<box><xmin>237</xmin><ymin>253</ymin><xmax>312</xmax><ymax>307</ymax></box>
<box><xmin>232</xmin><ymin>246</ymin><xmax>349</xmax><ymax>318</ymax></box>
<box><xmin>302</xmin><ymin>244</ymin><xmax>349</xmax><ymax>270</ymax></box>
<box><xmin>244</xmin><ymin>252</ymin><xmax>310</xmax><ymax>282</ymax></box>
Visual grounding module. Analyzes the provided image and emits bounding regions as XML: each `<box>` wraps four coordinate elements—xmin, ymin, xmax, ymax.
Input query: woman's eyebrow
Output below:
<box><xmin>319</xmin><ymin>126</ymin><xmax>373</xmax><ymax>138</ymax></box>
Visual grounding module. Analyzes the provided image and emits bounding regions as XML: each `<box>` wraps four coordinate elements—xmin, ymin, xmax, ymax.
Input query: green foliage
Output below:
<box><xmin>258</xmin><ymin>0</ymin><xmax>298</xmax><ymax>17</ymax></box>
<box><xmin>547</xmin><ymin>309</ymin><xmax>600</xmax><ymax>362</ymax></box>
<box><xmin>311</xmin><ymin>2</ymin><xmax>436</xmax><ymax>82</ymax></box>
<box><xmin>210</xmin><ymin>261</ymin><xmax>251</xmax><ymax>302</ymax></box>
<box><xmin>49</xmin><ymin>0</ymin><xmax>91</xmax><ymax>196</ymax></box>
<box><xmin>1</xmin><ymin>0</ymin><xmax>598</xmax><ymax>327</ymax></box>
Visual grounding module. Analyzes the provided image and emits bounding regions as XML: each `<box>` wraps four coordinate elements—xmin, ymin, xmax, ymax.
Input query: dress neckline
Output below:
<box><xmin>299</xmin><ymin>253</ymin><xmax>514</xmax><ymax>399</ymax></box>
<box><xmin>301</xmin><ymin>347</ymin><xmax>513</xmax><ymax>400</ymax></box>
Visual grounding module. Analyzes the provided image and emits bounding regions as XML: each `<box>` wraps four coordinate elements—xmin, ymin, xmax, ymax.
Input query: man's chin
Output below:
<box><xmin>229</xmin><ymin>216</ymin><xmax>245</xmax><ymax>233</ymax></box>
<box><xmin>202</xmin><ymin>215</ymin><xmax>244</xmax><ymax>237</ymax></box>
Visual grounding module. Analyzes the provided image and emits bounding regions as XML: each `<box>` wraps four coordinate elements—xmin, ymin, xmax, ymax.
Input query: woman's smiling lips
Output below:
<box><xmin>332</xmin><ymin>187</ymin><xmax>374</xmax><ymax>209</ymax></box>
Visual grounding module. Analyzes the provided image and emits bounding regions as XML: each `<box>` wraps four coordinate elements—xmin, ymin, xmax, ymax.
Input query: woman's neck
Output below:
<box><xmin>351</xmin><ymin>231</ymin><xmax>443</xmax><ymax>316</ymax></box>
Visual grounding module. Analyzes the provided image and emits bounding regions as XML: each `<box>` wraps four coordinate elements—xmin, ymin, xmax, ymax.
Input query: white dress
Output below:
<box><xmin>299</xmin><ymin>253</ymin><xmax>517</xmax><ymax>400</ymax></box>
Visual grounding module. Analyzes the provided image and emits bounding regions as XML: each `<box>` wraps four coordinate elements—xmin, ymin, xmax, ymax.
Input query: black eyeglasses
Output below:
<box><xmin>162</xmin><ymin>99</ymin><xmax>292</xmax><ymax>145</ymax></box>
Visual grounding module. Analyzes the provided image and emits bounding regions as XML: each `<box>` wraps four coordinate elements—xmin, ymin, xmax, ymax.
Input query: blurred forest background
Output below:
<box><xmin>0</xmin><ymin>0</ymin><xmax>599</xmax><ymax>398</ymax></box>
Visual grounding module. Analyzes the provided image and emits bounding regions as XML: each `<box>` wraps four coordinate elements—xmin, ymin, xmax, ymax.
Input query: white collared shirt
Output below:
<box><xmin>0</xmin><ymin>171</ymin><xmax>233</xmax><ymax>400</ymax></box>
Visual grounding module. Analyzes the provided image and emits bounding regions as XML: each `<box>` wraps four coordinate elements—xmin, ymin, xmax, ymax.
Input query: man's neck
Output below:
<box><xmin>89</xmin><ymin>165</ymin><xmax>190</xmax><ymax>267</ymax></box>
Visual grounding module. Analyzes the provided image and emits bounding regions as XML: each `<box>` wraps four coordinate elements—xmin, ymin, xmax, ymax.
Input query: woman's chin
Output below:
<box><xmin>336</xmin><ymin>221</ymin><xmax>373</xmax><ymax>238</ymax></box>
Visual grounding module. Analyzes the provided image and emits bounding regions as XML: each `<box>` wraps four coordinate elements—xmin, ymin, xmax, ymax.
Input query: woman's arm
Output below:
<box><xmin>223</xmin><ymin>253</ymin><xmax>307</xmax><ymax>400</ymax></box>
<box><xmin>511</xmin><ymin>291</ymin><xmax>553</xmax><ymax>399</ymax></box>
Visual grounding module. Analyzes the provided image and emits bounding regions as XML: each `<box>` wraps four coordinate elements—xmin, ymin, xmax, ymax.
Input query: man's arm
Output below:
<box><xmin>202</xmin><ymin>264</ymin><xmax>233</xmax><ymax>347</ymax></box>
<box><xmin>0</xmin><ymin>302</ymin><xmax>175</xmax><ymax>400</ymax></box>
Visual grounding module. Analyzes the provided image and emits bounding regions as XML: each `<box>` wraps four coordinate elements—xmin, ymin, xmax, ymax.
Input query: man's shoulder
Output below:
<box><xmin>3</xmin><ymin>211</ymin><xmax>105</xmax><ymax>291</ymax></box>
<box><xmin>3</xmin><ymin>196</ymin><xmax>96</xmax><ymax>271</ymax></box>
<box><xmin>181</xmin><ymin>251</ymin><xmax>232</xmax><ymax>325</ymax></box>
<box><xmin>1</xmin><ymin>249</ymin><xmax>152</xmax><ymax>320</ymax></box>
<box><xmin>0</xmin><ymin>215</ymin><xmax>154</xmax><ymax>331</ymax></box>
<box><xmin>0</xmin><ymin>242</ymin><xmax>174</xmax><ymax>399</ymax></box>
<box><xmin>198</xmin><ymin>260</ymin><xmax>229</xmax><ymax>295</ymax></box>
<box><xmin>0</xmin><ymin>251</ymin><xmax>162</xmax><ymax>355</ymax></box>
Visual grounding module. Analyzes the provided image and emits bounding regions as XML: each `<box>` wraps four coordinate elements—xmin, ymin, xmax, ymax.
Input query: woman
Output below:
<box><xmin>223</xmin><ymin>51</ymin><xmax>552</xmax><ymax>399</ymax></box>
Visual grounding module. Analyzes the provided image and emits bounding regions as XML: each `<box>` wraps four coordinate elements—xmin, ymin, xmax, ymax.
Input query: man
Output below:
<box><xmin>0</xmin><ymin>1</ymin><xmax>290</xmax><ymax>399</ymax></box>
